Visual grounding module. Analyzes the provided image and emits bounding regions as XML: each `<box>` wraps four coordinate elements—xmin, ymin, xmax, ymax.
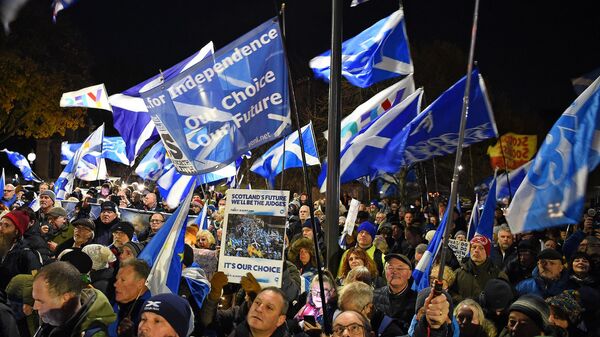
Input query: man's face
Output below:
<box><xmin>299</xmin><ymin>206</ymin><xmax>310</xmax><ymax>221</ymax></box>
<box><xmin>39</xmin><ymin>195</ymin><xmax>54</xmax><ymax>211</ymax></box>
<box><xmin>32</xmin><ymin>277</ymin><xmax>76</xmax><ymax>326</ymax></box>
<box><xmin>497</xmin><ymin>230</ymin><xmax>513</xmax><ymax>250</ymax></box>
<box><xmin>149</xmin><ymin>214</ymin><xmax>164</xmax><ymax>233</ymax></box>
<box><xmin>357</xmin><ymin>230</ymin><xmax>373</xmax><ymax>248</ymax></box>
<box><xmin>112</xmin><ymin>230</ymin><xmax>130</xmax><ymax>248</ymax></box>
<box><xmin>39</xmin><ymin>184</ymin><xmax>49</xmax><ymax>193</ymax></box>
<box><xmin>391</xmin><ymin>225</ymin><xmax>401</xmax><ymax>239</ymax></box>
<box><xmin>375</xmin><ymin>213</ymin><xmax>386</xmax><ymax>224</ymax></box>
<box><xmin>247</xmin><ymin>290</ymin><xmax>286</xmax><ymax>334</ymax></box>
<box><xmin>3</xmin><ymin>185</ymin><xmax>15</xmax><ymax>200</ymax></box>
<box><xmin>302</xmin><ymin>227</ymin><xmax>313</xmax><ymax>239</ymax></box>
<box><xmin>73</xmin><ymin>225</ymin><xmax>93</xmax><ymax>243</ymax></box>
<box><xmin>332</xmin><ymin>311</ymin><xmax>366</xmax><ymax>337</ymax></box>
<box><xmin>114</xmin><ymin>266</ymin><xmax>146</xmax><ymax>303</ymax></box>
<box><xmin>544</xmin><ymin>240</ymin><xmax>557</xmax><ymax>250</ymax></box>
<box><xmin>0</xmin><ymin>217</ymin><xmax>18</xmax><ymax>256</ymax></box>
<box><xmin>101</xmin><ymin>209</ymin><xmax>117</xmax><ymax>224</ymax></box>
<box><xmin>369</xmin><ymin>204</ymin><xmax>378</xmax><ymax>212</ymax></box>
<box><xmin>538</xmin><ymin>258</ymin><xmax>563</xmax><ymax>280</ymax></box>
<box><xmin>119</xmin><ymin>246</ymin><xmax>135</xmax><ymax>263</ymax></box>
<box><xmin>404</xmin><ymin>213</ymin><xmax>413</xmax><ymax>225</ymax></box>
<box><xmin>470</xmin><ymin>243</ymin><xmax>487</xmax><ymax>265</ymax></box>
<box><xmin>385</xmin><ymin>258</ymin><xmax>411</xmax><ymax>291</ymax></box>
<box><xmin>518</xmin><ymin>251</ymin><xmax>535</xmax><ymax>267</ymax></box>
<box><xmin>138</xmin><ymin>312</ymin><xmax>178</xmax><ymax>337</ymax></box>
<box><xmin>390</xmin><ymin>203</ymin><xmax>398</xmax><ymax>212</ymax></box>
<box><xmin>507</xmin><ymin>311</ymin><xmax>541</xmax><ymax>337</ymax></box>
<box><xmin>144</xmin><ymin>193</ymin><xmax>157</xmax><ymax>208</ymax></box>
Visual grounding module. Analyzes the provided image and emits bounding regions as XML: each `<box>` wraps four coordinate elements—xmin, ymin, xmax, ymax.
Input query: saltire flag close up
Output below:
<box><xmin>142</xmin><ymin>18</ymin><xmax>291</xmax><ymax>175</ymax></box>
<box><xmin>135</xmin><ymin>141</ymin><xmax>169</xmax><ymax>181</ymax></box>
<box><xmin>1</xmin><ymin>149</ymin><xmax>42</xmax><ymax>182</ymax></box>
<box><xmin>506</xmin><ymin>75</ymin><xmax>600</xmax><ymax>233</ymax></box>
<box><xmin>60</xmin><ymin>84</ymin><xmax>112</xmax><ymax>112</ymax></box>
<box><xmin>473</xmin><ymin>177</ymin><xmax>497</xmax><ymax>241</ymax></box>
<box><xmin>412</xmin><ymin>207</ymin><xmax>449</xmax><ymax>292</ymax></box>
<box><xmin>309</xmin><ymin>9</ymin><xmax>413</xmax><ymax>88</ymax></box>
<box><xmin>108</xmin><ymin>42</ymin><xmax>215</xmax><ymax>164</ymax></box>
<box><xmin>376</xmin><ymin>69</ymin><xmax>498</xmax><ymax>172</ymax></box>
<box><xmin>250</xmin><ymin>122</ymin><xmax>320</xmax><ymax>187</ymax></box>
<box><xmin>61</xmin><ymin>137</ymin><xmax>130</xmax><ymax>166</ymax></box>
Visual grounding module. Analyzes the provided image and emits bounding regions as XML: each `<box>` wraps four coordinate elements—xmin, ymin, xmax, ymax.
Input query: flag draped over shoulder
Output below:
<box><xmin>506</xmin><ymin>76</ymin><xmax>600</xmax><ymax>233</ymax></box>
<box><xmin>324</xmin><ymin>74</ymin><xmax>415</xmax><ymax>148</ymax></box>
<box><xmin>54</xmin><ymin>124</ymin><xmax>105</xmax><ymax>200</ymax></box>
<box><xmin>139</xmin><ymin>181</ymin><xmax>195</xmax><ymax>295</ymax></box>
<box><xmin>412</xmin><ymin>208</ymin><xmax>449</xmax><ymax>292</ymax></box>
<box><xmin>1</xmin><ymin>149</ymin><xmax>42</xmax><ymax>182</ymax></box>
<box><xmin>319</xmin><ymin>89</ymin><xmax>422</xmax><ymax>191</ymax></box>
<box><xmin>108</xmin><ymin>42</ymin><xmax>215</xmax><ymax>164</ymax></box>
<box><xmin>60</xmin><ymin>84</ymin><xmax>112</xmax><ymax>111</ymax></box>
<box><xmin>309</xmin><ymin>9</ymin><xmax>413</xmax><ymax>88</ymax></box>
<box><xmin>250</xmin><ymin>122</ymin><xmax>320</xmax><ymax>187</ymax></box>
<box><xmin>376</xmin><ymin>69</ymin><xmax>498</xmax><ymax>172</ymax></box>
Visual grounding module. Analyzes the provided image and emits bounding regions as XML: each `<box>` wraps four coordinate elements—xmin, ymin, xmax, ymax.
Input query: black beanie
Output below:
<box><xmin>509</xmin><ymin>294</ymin><xmax>549</xmax><ymax>331</ymax></box>
<box><xmin>481</xmin><ymin>278</ymin><xmax>514</xmax><ymax>311</ymax></box>
<box><xmin>141</xmin><ymin>293</ymin><xmax>193</xmax><ymax>337</ymax></box>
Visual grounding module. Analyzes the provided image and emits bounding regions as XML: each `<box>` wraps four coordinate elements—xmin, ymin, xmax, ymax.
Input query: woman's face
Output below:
<box><xmin>348</xmin><ymin>253</ymin><xmax>365</xmax><ymax>270</ymax></box>
<box><xmin>572</xmin><ymin>257</ymin><xmax>590</xmax><ymax>275</ymax></box>
<box><xmin>198</xmin><ymin>234</ymin><xmax>211</xmax><ymax>249</ymax></box>
<box><xmin>310</xmin><ymin>282</ymin><xmax>333</xmax><ymax>308</ymax></box>
<box><xmin>299</xmin><ymin>248</ymin><xmax>311</xmax><ymax>265</ymax></box>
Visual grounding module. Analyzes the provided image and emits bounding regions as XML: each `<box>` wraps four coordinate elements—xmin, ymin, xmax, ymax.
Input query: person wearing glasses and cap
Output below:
<box><xmin>1</xmin><ymin>184</ymin><xmax>17</xmax><ymax>208</ymax></box>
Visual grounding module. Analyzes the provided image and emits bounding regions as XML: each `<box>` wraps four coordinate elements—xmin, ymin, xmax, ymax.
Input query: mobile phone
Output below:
<box><xmin>304</xmin><ymin>315</ymin><xmax>316</xmax><ymax>326</ymax></box>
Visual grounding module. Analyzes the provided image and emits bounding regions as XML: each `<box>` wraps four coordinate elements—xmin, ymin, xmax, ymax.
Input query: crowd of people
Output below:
<box><xmin>0</xmin><ymin>181</ymin><xmax>599</xmax><ymax>337</ymax></box>
<box><xmin>224</xmin><ymin>215</ymin><xmax>285</xmax><ymax>260</ymax></box>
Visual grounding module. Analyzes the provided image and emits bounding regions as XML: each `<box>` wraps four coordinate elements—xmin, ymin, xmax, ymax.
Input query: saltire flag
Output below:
<box><xmin>495</xmin><ymin>161</ymin><xmax>531</xmax><ymax>200</ymax></box>
<box><xmin>474</xmin><ymin>178</ymin><xmax>497</xmax><ymax>241</ymax></box>
<box><xmin>309</xmin><ymin>9</ymin><xmax>413</xmax><ymax>88</ymax></box>
<box><xmin>572</xmin><ymin>67</ymin><xmax>600</xmax><ymax>96</ymax></box>
<box><xmin>0</xmin><ymin>149</ymin><xmax>42</xmax><ymax>182</ymax></box>
<box><xmin>193</xmin><ymin>202</ymin><xmax>209</xmax><ymax>230</ymax></box>
<box><xmin>75</xmin><ymin>126</ymin><xmax>107</xmax><ymax>182</ymax></box>
<box><xmin>250</xmin><ymin>122</ymin><xmax>320</xmax><ymax>187</ymax></box>
<box><xmin>29</xmin><ymin>193</ymin><xmax>40</xmax><ymax>212</ymax></box>
<box><xmin>135</xmin><ymin>141</ymin><xmax>168</xmax><ymax>181</ymax></box>
<box><xmin>351</xmin><ymin>0</ymin><xmax>371</xmax><ymax>6</ymax></box>
<box><xmin>108</xmin><ymin>42</ymin><xmax>214</xmax><ymax>163</ymax></box>
<box><xmin>376</xmin><ymin>69</ymin><xmax>498</xmax><ymax>172</ymax></box>
<box><xmin>373</xmin><ymin>171</ymin><xmax>398</xmax><ymax>198</ymax></box>
<box><xmin>466</xmin><ymin>194</ymin><xmax>480</xmax><ymax>240</ymax></box>
<box><xmin>0</xmin><ymin>168</ymin><xmax>4</xmax><ymax>198</ymax></box>
<box><xmin>324</xmin><ymin>74</ymin><xmax>415</xmax><ymax>148</ymax></box>
<box><xmin>61</xmin><ymin>137</ymin><xmax>130</xmax><ymax>166</ymax></box>
<box><xmin>141</xmin><ymin>19</ymin><xmax>291</xmax><ymax>175</ymax></box>
<box><xmin>182</xmin><ymin>268</ymin><xmax>211</xmax><ymax>309</ymax></box>
<box><xmin>52</xmin><ymin>0</ymin><xmax>78</xmax><ymax>22</ymax></box>
<box><xmin>318</xmin><ymin>89</ymin><xmax>423</xmax><ymax>191</ymax></box>
<box><xmin>412</xmin><ymin>207</ymin><xmax>449</xmax><ymax>292</ymax></box>
<box><xmin>506</xmin><ymin>75</ymin><xmax>600</xmax><ymax>233</ymax></box>
<box><xmin>59</xmin><ymin>84</ymin><xmax>112</xmax><ymax>111</ymax></box>
<box><xmin>60</xmin><ymin>142</ymin><xmax>80</xmax><ymax>165</ymax></box>
<box><xmin>54</xmin><ymin>124</ymin><xmax>105</xmax><ymax>200</ymax></box>
<box><xmin>139</xmin><ymin>180</ymin><xmax>195</xmax><ymax>294</ymax></box>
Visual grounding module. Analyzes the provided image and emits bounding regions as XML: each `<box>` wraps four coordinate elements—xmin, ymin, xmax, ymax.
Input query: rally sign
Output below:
<box><xmin>448</xmin><ymin>239</ymin><xmax>470</xmax><ymax>261</ymax></box>
<box><xmin>218</xmin><ymin>189</ymin><xmax>289</xmax><ymax>287</ymax></box>
<box><xmin>60</xmin><ymin>84</ymin><xmax>112</xmax><ymax>112</ymax></box>
<box><xmin>142</xmin><ymin>19</ymin><xmax>291</xmax><ymax>175</ymax></box>
<box><xmin>487</xmin><ymin>133</ymin><xmax>537</xmax><ymax>170</ymax></box>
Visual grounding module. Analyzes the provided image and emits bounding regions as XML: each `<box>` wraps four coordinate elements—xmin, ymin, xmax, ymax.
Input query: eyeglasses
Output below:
<box><xmin>385</xmin><ymin>266</ymin><xmax>410</xmax><ymax>273</ymax></box>
<box><xmin>332</xmin><ymin>323</ymin><xmax>364</xmax><ymax>336</ymax></box>
<box><xmin>150</xmin><ymin>219</ymin><xmax>164</xmax><ymax>223</ymax></box>
<box><xmin>310</xmin><ymin>289</ymin><xmax>331</xmax><ymax>297</ymax></box>
<box><xmin>4</xmin><ymin>189</ymin><xmax>14</xmax><ymax>192</ymax></box>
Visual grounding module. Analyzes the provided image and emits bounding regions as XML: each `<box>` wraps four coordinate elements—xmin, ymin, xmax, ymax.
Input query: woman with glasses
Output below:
<box><xmin>291</xmin><ymin>271</ymin><xmax>338</xmax><ymax>336</ymax></box>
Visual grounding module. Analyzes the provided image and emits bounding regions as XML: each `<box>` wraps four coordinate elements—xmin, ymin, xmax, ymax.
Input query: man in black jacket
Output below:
<box><xmin>93</xmin><ymin>201</ymin><xmax>120</xmax><ymax>246</ymax></box>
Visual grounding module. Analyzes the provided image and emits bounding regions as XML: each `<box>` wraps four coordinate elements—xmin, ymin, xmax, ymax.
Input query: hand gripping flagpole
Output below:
<box><xmin>276</xmin><ymin>4</ymin><xmax>331</xmax><ymax>334</ymax></box>
<box><xmin>434</xmin><ymin>0</ymin><xmax>481</xmax><ymax>296</ymax></box>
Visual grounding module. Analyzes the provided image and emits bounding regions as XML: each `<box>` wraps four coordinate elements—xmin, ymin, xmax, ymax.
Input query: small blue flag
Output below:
<box><xmin>135</xmin><ymin>142</ymin><xmax>169</xmax><ymax>181</ymax></box>
<box><xmin>309</xmin><ymin>9</ymin><xmax>413</xmax><ymax>88</ymax></box>
<box><xmin>506</xmin><ymin>76</ymin><xmax>600</xmax><ymax>233</ymax></box>
<box><xmin>193</xmin><ymin>202</ymin><xmax>209</xmax><ymax>230</ymax></box>
<box><xmin>495</xmin><ymin>161</ymin><xmax>531</xmax><ymax>201</ymax></box>
<box><xmin>1</xmin><ymin>149</ymin><xmax>42</xmax><ymax>182</ymax></box>
<box><xmin>467</xmin><ymin>194</ymin><xmax>481</xmax><ymax>241</ymax></box>
<box><xmin>412</xmin><ymin>207</ymin><xmax>450</xmax><ymax>292</ymax></box>
<box><xmin>475</xmin><ymin>178</ymin><xmax>497</xmax><ymax>241</ymax></box>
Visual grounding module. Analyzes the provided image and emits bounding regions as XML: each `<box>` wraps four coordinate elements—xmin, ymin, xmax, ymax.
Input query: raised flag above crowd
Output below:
<box><xmin>487</xmin><ymin>132</ymin><xmax>537</xmax><ymax>170</ymax></box>
<box><xmin>1</xmin><ymin>149</ymin><xmax>42</xmax><ymax>182</ymax></box>
<box><xmin>310</xmin><ymin>9</ymin><xmax>413</xmax><ymax>88</ymax></box>
<box><xmin>61</xmin><ymin>136</ymin><xmax>130</xmax><ymax>166</ymax></box>
<box><xmin>59</xmin><ymin>83</ymin><xmax>112</xmax><ymax>112</ymax></box>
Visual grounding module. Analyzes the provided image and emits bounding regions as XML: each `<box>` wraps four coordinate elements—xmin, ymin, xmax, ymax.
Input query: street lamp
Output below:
<box><xmin>27</xmin><ymin>152</ymin><xmax>36</xmax><ymax>163</ymax></box>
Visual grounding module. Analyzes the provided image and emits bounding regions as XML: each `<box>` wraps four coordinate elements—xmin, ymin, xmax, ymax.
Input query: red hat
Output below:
<box><xmin>2</xmin><ymin>210</ymin><xmax>30</xmax><ymax>237</ymax></box>
<box><xmin>470</xmin><ymin>234</ymin><xmax>491</xmax><ymax>256</ymax></box>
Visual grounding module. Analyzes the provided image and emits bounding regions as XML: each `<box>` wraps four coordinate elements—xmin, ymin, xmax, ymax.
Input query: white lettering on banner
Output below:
<box><xmin>448</xmin><ymin>239</ymin><xmax>470</xmax><ymax>261</ymax></box>
<box><xmin>150</xmin><ymin>115</ymin><xmax>199</xmax><ymax>174</ymax></box>
<box><xmin>222</xmin><ymin>71</ymin><xmax>276</xmax><ymax>109</ymax></box>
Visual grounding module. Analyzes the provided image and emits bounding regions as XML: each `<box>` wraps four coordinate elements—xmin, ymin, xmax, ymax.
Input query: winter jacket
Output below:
<box><xmin>451</xmin><ymin>258</ymin><xmax>508</xmax><ymax>304</ymax></box>
<box><xmin>490</xmin><ymin>245</ymin><xmax>517</xmax><ymax>269</ymax></box>
<box><xmin>372</xmin><ymin>285</ymin><xmax>417</xmax><ymax>336</ymax></box>
<box><xmin>33</xmin><ymin>288</ymin><xmax>116</xmax><ymax>337</ymax></box>
<box><xmin>515</xmin><ymin>266</ymin><xmax>575</xmax><ymax>298</ymax></box>
<box><xmin>0</xmin><ymin>291</ymin><xmax>20</xmax><ymax>337</ymax></box>
<box><xmin>90</xmin><ymin>267</ymin><xmax>115</xmax><ymax>300</ymax></box>
<box><xmin>22</xmin><ymin>223</ymin><xmax>53</xmax><ymax>264</ymax></box>
<box><xmin>412</xmin><ymin>315</ymin><xmax>454</xmax><ymax>337</ymax></box>
<box><xmin>0</xmin><ymin>240</ymin><xmax>42</xmax><ymax>290</ymax></box>
<box><xmin>228</xmin><ymin>321</ymin><xmax>290</xmax><ymax>337</ymax></box>
<box><xmin>93</xmin><ymin>217</ymin><xmax>120</xmax><ymax>247</ymax></box>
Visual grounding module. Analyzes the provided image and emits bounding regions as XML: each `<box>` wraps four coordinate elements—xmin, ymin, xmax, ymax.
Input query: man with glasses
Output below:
<box><xmin>515</xmin><ymin>248</ymin><xmax>574</xmax><ymax>298</ymax></box>
<box><xmin>332</xmin><ymin>310</ymin><xmax>371</xmax><ymax>337</ymax></box>
<box><xmin>141</xmin><ymin>213</ymin><xmax>165</xmax><ymax>243</ymax></box>
<box><xmin>1</xmin><ymin>184</ymin><xmax>17</xmax><ymax>208</ymax></box>
<box><xmin>372</xmin><ymin>253</ymin><xmax>416</xmax><ymax>337</ymax></box>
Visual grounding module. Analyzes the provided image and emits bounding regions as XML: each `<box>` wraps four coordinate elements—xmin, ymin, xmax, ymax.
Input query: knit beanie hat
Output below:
<box><xmin>40</xmin><ymin>190</ymin><xmax>56</xmax><ymax>203</ymax></box>
<box><xmin>82</xmin><ymin>244</ymin><xmax>117</xmax><ymax>271</ymax></box>
<box><xmin>111</xmin><ymin>221</ymin><xmax>135</xmax><ymax>240</ymax></box>
<box><xmin>470</xmin><ymin>234</ymin><xmax>491</xmax><ymax>256</ymax></box>
<box><xmin>357</xmin><ymin>221</ymin><xmax>377</xmax><ymax>240</ymax></box>
<box><xmin>141</xmin><ymin>293</ymin><xmax>194</xmax><ymax>337</ymax></box>
<box><xmin>47</xmin><ymin>207</ymin><xmax>67</xmax><ymax>218</ymax></box>
<box><xmin>509</xmin><ymin>294</ymin><xmax>550</xmax><ymax>331</ymax></box>
<box><xmin>546</xmin><ymin>290</ymin><xmax>583</xmax><ymax>325</ymax></box>
<box><xmin>123</xmin><ymin>241</ymin><xmax>144</xmax><ymax>257</ymax></box>
<box><xmin>2</xmin><ymin>210</ymin><xmax>30</xmax><ymax>237</ymax></box>
<box><xmin>481</xmin><ymin>278</ymin><xmax>514</xmax><ymax>311</ymax></box>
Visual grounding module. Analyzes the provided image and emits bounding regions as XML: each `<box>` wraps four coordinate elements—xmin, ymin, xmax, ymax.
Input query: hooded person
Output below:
<box><xmin>546</xmin><ymin>290</ymin><xmax>585</xmax><ymax>337</ymax></box>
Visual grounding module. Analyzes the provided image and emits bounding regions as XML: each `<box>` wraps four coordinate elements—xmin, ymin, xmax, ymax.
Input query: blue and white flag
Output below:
<box><xmin>325</xmin><ymin>74</ymin><xmax>415</xmax><ymax>148</ymax></box>
<box><xmin>54</xmin><ymin>124</ymin><xmax>105</xmax><ymax>199</ymax></box>
<box><xmin>135</xmin><ymin>141</ymin><xmax>168</xmax><ymax>181</ymax></box>
<box><xmin>309</xmin><ymin>9</ymin><xmax>413</xmax><ymax>88</ymax></box>
<box><xmin>52</xmin><ymin>0</ymin><xmax>78</xmax><ymax>22</ymax></box>
<box><xmin>412</xmin><ymin>208</ymin><xmax>449</xmax><ymax>292</ymax></box>
<box><xmin>60</xmin><ymin>142</ymin><xmax>80</xmax><ymax>165</ymax></box>
<box><xmin>108</xmin><ymin>42</ymin><xmax>214</xmax><ymax>164</ymax></box>
<box><xmin>61</xmin><ymin>137</ymin><xmax>129</xmax><ymax>166</ymax></box>
<box><xmin>0</xmin><ymin>168</ymin><xmax>4</xmax><ymax>198</ymax></box>
<box><xmin>194</xmin><ymin>202</ymin><xmax>209</xmax><ymax>230</ymax></box>
<box><xmin>377</xmin><ymin>70</ymin><xmax>498</xmax><ymax>172</ymax></box>
<box><xmin>1</xmin><ymin>149</ymin><xmax>42</xmax><ymax>182</ymax></box>
<box><xmin>142</xmin><ymin>19</ymin><xmax>291</xmax><ymax>175</ymax></box>
<box><xmin>467</xmin><ymin>194</ymin><xmax>480</xmax><ymax>240</ymax></box>
<box><xmin>250</xmin><ymin>122</ymin><xmax>320</xmax><ymax>187</ymax></box>
<box><xmin>495</xmin><ymin>161</ymin><xmax>531</xmax><ymax>200</ymax></box>
<box><xmin>506</xmin><ymin>76</ymin><xmax>600</xmax><ymax>233</ymax></box>
<box><xmin>351</xmin><ymin>0</ymin><xmax>370</xmax><ymax>7</ymax></box>
<box><xmin>572</xmin><ymin>67</ymin><xmax>600</xmax><ymax>96</ymax></box>
<box><xmin>475</xmin><ymin>178</ymin><xmax>497</xmax><ymax>241</ymax></box>
<box><xmin>319</xmin><ymin>89</ymin><xmax>422</xmax><ymax>191</ymax></box>
<box><xmin>139</xmin><ymin>181</ymin><xmax>195</xmax><ymax>295</ymax></box>
<box><xmin>29</xmin><ymin>193</ymin><xmax>40</xmax><ymax>212</ymax></box>
<box><xmin>60</xmin><ymin>84</ymin><xmax>112</xmax><ymax>111</ymax></box>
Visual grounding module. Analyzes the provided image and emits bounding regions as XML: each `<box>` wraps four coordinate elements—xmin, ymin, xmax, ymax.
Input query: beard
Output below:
<box><xmin>0</xmin><ymin>231</ymin><xmax>17</xmax><ymax>257</ymax></box>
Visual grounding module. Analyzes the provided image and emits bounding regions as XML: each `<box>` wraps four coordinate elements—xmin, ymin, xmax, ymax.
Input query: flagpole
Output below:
<box><xmin>435</xmin><ymin>0</ymin><xmax>481</xmax><ymax>295</ymax></box>
<box><xmin>279</xmin><ymin>3</ymin><xmax>287</xmax><ymax>191</ymax></box>
<box><xmin>276</xmin><ymin>5</ymin><xmax>331</xmax><ymax>333</ymax></box>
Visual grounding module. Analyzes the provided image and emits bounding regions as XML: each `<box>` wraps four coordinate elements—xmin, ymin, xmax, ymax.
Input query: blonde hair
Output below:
<box><xmin>429</xmin><ymin>264</ymin><xmax>456</xmax><ymax>288</ymax></box>
<box><xmin>197</xmin><ymin>230</ymin><xmax>216</xmax><ymax>247</ymax></box>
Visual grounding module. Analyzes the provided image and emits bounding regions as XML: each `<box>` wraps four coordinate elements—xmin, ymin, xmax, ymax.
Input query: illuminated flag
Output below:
<box><xmin>60</xmin><ymin>84</ymin><xmax>112</xmax><ymax>112</ymax></box>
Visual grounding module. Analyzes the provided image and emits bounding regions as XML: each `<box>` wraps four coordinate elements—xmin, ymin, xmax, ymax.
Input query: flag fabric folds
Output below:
<box><xmin>495</xmin><ymin>161</ymin><xmax>531</xmax><ymax>200</ymax></box>
<box><xmin>135</xmin><ymin>141</ymin><xmax>169</xmax><ymax>181</ymax></box>
<box><xmin>572</xmin><ymin>67</ymin><xmax>600</xmax><ymax>96</ymax></box>
<box><xmin>194</xmin><ymin>202</ymin><xmax>209</xmax><ymax>231</ymax></box>
<box><xmin>325</xmin><ymin>74</ymin><xmax>415</xmax><ymax>148</ymax></box>
<box><xmin>412</xmin><ymin>208</ymin><xmax>449</xmax><ymax>292</ymax></box>
<box><xmin>466</xmin><ymin>194</ymin><xmax>480</xmax><ymax>240</ymax></box>
<box><xmin>309</xmin><ymin>9</ymin><xmax>413</xmax><ymax>88</ymax></box>
<box><xmin>474</xmin><ymin>178</ymin><xmax>497</xmax><ymax>241</ymax></box>
<box><xmin>139</xmin><ymin>181</ymin><xmax>195</xmax><ymax>295</ymax></box>
<box><xmin>108</xmin><ymin>42</ymin><xmax>214</xmax><ymax>164</ymax></box>
<box><xmin>61</xmin><ymin>137</ymin><xmax>130</xmax><ymax>166</ymax></box>
<box><xmin>506</xmin><ymin>76</ymin><xmax>600</xmax><ymax>233</ymax></box>
<box><xmin>52</xmin><ymin>0</ymin><xmax>78</xmax><ymax>22</ymax></box>
<box><xmin>250</xmin><ymin>122</ymin><xmax>320</xmax><ymax>187</ymax></box>
<box><xmin>319</xmin><ymin>89</ymin><xmax>423</xmax><ymax>191</ymax></box>
<box><xmin>60</xmin><ymin>84</ymin><xmax>112</xmax><ymax>112</ymax></box>
<box><xmin>1</xmin><ymin>149</ymin><xmax>42</xmax><ymax>182</ymax></box>
<box><xmin>54</xmin><ymin>124</ymin><xmax>105</xmax><ymax>200</ymax></box>
<box><xmin>487</xmin><ymin>133</ymin><xmax>537</xmax><ymax>170</ymax></box>
<box><xmin>377</xmin><ymin>69</ymin><xmax>498</xmax><ymax>172</ymax></box>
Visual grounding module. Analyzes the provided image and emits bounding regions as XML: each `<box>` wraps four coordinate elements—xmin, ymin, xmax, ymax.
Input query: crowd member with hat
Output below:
<box><xmin>498</xmin><ymin>294</ymin><xmax>551</xmax><ymax>337</ymax></box>
<box><xmin>93</xmin><ymin>201</ymin><xmax>120</xmax><ymax>246</ymax></box>
<box><xmin>478</xmin><ymin>278</ymin><xmax>515</xmax><ymax>333</ymax></box>
<box><xmin>567</xmin><ymin>251</ymin><xmax>598</xmax><ymax>288</ymax></box>
<box><xmin>505</xmin><ymin>239</ymin><xmax>539</xmax><ymax>284</ymax></box>
<box><xmin>338</xmin><ymin>222</ymin><xmax>385</xmax><ymax>276</ymax></box>
<box><xmin>119</xmin><ymin>241</ymin><xmax>145</xmax><ymax>264</ymax></box>
<box><xmin>0</xmin><ymin>210</ymin><xmax>42</xmax><ymax>291</ymax></box>
<box><xmin>451</xmin><ymin>235</ymin><xmax>508</xmax><ymax>304</ymax></box>
<box><xmin>516</xmin><ymin>248</ymin><xmax>574</xmax><ymax>298</ymax></box>
<box><xmin>55</xmin><ymin>218</ymin><xmax>96</xmax><ymax>256</ymax></box>
<box><xmin>110</xmin><ymin>221</ymin><xmax>134</xmax><ymax>254</ymax></box>
<box><xmin>546</xmin><ymin>290</ymin><xmax>585</xmax><ymax>337</ymax></box>
<box><xmin>36</xmin><ymin>190</ymin><xmax>56</xmax><ymax>222</ymax></box>
<box><xmin>371</xmin><ymin>253</ymin><xmax>416</xmax><ymax>337</ymax></box>
<box><xmin>41</xmin><ymin>206</ymin><xmax>73</xmax><ymax>251</ymax></box>
<box><xmin>138</xmin><ymin>293</ymin><xmax>194</xmax><ymax>337</ymax></box>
